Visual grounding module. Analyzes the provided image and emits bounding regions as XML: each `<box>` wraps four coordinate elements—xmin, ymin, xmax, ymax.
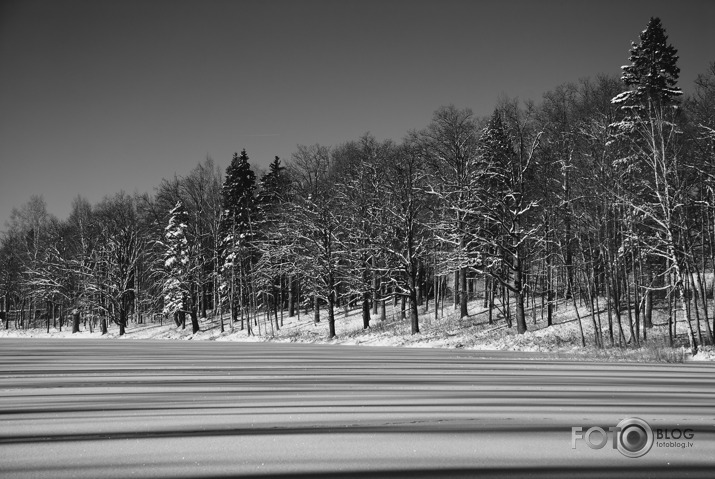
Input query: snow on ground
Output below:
<box><xmin>2</xmin><ymin>297</ymin><xmax>713</xmax><ymax>362</ymax></box>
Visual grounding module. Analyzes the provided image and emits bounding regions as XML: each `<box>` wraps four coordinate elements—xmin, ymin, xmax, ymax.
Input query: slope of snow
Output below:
<box><xmin>2</xmin><ymin>297</ymin><xmax>712</xmax><ymax>362</ymax></box>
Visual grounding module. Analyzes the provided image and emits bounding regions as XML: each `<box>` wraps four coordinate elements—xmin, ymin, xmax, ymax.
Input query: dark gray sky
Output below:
<box><xmin>1</xmin><ymin>0</ymin><xmax>713</xmax><ymax>230</ymax></box>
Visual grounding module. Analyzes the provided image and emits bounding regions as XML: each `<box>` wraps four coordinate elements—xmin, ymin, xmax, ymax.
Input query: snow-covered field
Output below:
<box><xmin>2</xmin><ymin>298</ymin><xmax>714</xmax><ymax>362</ymax></box>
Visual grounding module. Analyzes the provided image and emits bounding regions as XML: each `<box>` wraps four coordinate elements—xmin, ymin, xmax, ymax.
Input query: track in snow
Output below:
<box><xmin>1</xmin><ymin>339</ymin><xmax>713</xmax><ymax>478</ymax></box>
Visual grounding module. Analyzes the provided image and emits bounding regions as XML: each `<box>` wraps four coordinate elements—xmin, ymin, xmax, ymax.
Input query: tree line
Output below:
<box><xmin>1</xmin><ymin>18</ymin><xmax>714</xmax><ymax>353</ymax></box>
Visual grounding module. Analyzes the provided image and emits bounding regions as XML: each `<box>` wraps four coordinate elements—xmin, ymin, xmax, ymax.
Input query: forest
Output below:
<box><xmin>1</xmin><ymin>18</ymin><xmax>714</xmax><ymax>354</ymax></box>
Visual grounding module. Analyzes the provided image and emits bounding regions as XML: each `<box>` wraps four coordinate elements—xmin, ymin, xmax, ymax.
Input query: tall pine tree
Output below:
<box><xmin>612</xmin><ymin>17</ymin><xmax>682</xmax><ymax>112</ymax></box>
<box><xmin>254</xmin><ymin>157</ymin><xmax>292</xmax><ymax>332</ymax></box>
<box><xmin>223</xmin><ymin>149</ymin><xmax>257</xmax><ymax>232</ymax></box>
<box><xmin>220</xmin><ymin>149</ymin><xmax>257</xmax><ymax>331</ymax></box>
<box><xmin>258</xmin><ymin>156</ymin><xmax>290</xmax><ymax>208</ymax></box>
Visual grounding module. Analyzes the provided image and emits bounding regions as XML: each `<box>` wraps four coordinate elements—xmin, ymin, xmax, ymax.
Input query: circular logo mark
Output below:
<box><xmin>616</xmin><ymin>417</ymin><xmax>653</xmax><ymax>458</ymax></box>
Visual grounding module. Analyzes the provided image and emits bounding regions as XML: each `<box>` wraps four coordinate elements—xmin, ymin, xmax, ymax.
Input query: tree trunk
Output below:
<box><xmin>644</xmin><ymin>282</ymin><xmax>654</xmax><ymax>329</ymax></box>
<box><xmin>410</xmin><ymin>286</ymin><xmax>420</xmax><ymax>334</ymax></box>
<box><xmin>72</xmin><ymin>310</ymin><xmax>80</xmax><ymax>334</ymax></box>
<box><xmin>362</xmin><ymin>290</ymin><xmax>371</xmax><ymax>329</ymax></box>
<box><xmin>327</xmin><ymin>281</ymin><xmax>336</xmax><ymax>338</ymax></box>
<box><xmin>513</xmin><ymin>253</ymin><xmax>527</xmax><ymax>334</ymax></box>
<box><xmin>611</xmin><ymin>261</ymin><xmax>626</xmax><ymax>347</ymax></box>
<box><xmin>632</xmin><ymin>249</ymin><xmax>642</xmax><ymax>340</ymax></box>
<box><xmin>119</xmin><ymin>303</ymin><xmax>128</xmax><ymax>336</ymax></box>
<box><xmin>504</xmin><ymin>284</ymin><xmax>511</xmax><ymax>328</ymax></box>
<box><xmin>380</xmin><ymin>284</ymin><xmax>387</xmax><ymax>322</ymax></box>
<box><xmin>313</xmin><ymin>294</ymin><xmax>320</xmax><ymax>324</ymax></box>
<box><xmin>692</xmin><ymin>263</ymin><xmax>713</xmax><ymax>344</ymax></box>
<box><xmin>459</xmin><ymin>267</ymin><xmax>468</xmax><ymax>318</ymax></box>
<box><xmin>19</xmin><ymin>297</ymin><xmax>24</xmax><ymax>330</ymax></box>
<box><xmin>201</xmin><ymin>282</ymin><xmax>207</xmax><ymax>319</ymax></box>
<box><xmin>217</xmin><ymin>251</ymin><xmax>224</xmax><ymax>332</ymax></box>
<box><xmin>372</xmin><ymin>260</ymin><xmax>379</xmax><ymax>316</ymax></box>
<box><xmin>288</xmin><ymin>275</ymin><xmax>295</xmax><ymax>317</ymax></box>
<box><xmin>135</xmin><ymin>264</ymin><xmax>141</xmax><ymax>324</ymax></box>
<box><xmin>668</xmin><ymin>274</ymin><xmax>678</xmax><ymax>348</ymax></box>
<box><xmin>190</xmin><ymin>307</ymin><xmax>200</xmax><ymax>334</ymax></box>
<box><xmin>685</xmin><ymin>271</ymin><xmax>703</xmax><ymax>346</ymax></box>
<box><xmin>594</xmin><ymin>288</ymin><xmax>604</xmax><ymax>349</ymax></box>
<box><xmin>488</xmin><ymin>276</ymin><xmax>494</xmax><ymax>325</ymax></box>
<box><xmin>483</xmin><ymin>275</ymin><xmax>489</xmax><ymax>308</ymax></box>
<box><xmin>568</xmin><ymin>277</ymin><xmax>586</xmax><ymax>347</ymax></box>
<box><xmin>668</xmin><ymin>286</ymin><xmax>674</xmax><ymax>348</ymax></box>
<box><xmin>678</xmin><ymin>280</ymin><xmax>698</xmax><ymax>355</ymax></box>
<box><xmin>417</xmin><ymin>275</ymin><xmax>423</xmax><ymax>308</ymax></box>
<box><xmin>604</xmin><ymin>258</ymin><xmax>614</xmax><ymax>346</ymax></box>
<box><xmin>218</xmin><ymin>283</ymin><xmax>225</xmax><ymax>332</ymax></box>
<box><xmin>623</xmin><ymin>261</ymin><xmax>637</xmax><ymax>346</ymax></box>
<box><xmin>239</xmin><ymin>277</ymin><xmax>245</xmax><ymax>331</ymax></box>
<box><xmin>544</xmin><ymin>246</ymin><xmax>553</xmax><ymax>327</ymax></box>
<box><xmin>189</xmin><ymin>282</ymin><xmax>200</xmax><ymax>334</ymax></box>
<box><xmin>515</xmin><ymin>289</ymin><xmax>527</xmax><ymax>334</ymax></box>
<box><xmin>434</xmin><ymin>271</ymin><xmax>440</xmax><ymax>322</ymax></box>
<box><xmin>530</xmin><ymin>278</ymin><xmax>537</xmax><ymax>325</ymax></box>
<box><xmin>274</xmin><ymin>284</ymin><xmax>281</xmax><ymax>330</ymax></box>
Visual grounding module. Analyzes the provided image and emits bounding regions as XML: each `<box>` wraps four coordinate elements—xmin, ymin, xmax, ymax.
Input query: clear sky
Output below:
<box><xmin>1</xmin><ymin>0</ymin><xmax>713</xmax><ymax>231</ymax></box>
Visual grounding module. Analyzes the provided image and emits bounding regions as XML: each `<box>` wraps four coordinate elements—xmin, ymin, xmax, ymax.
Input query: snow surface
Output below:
<box><xmin>2</xmin><ymin>339</ymin><xmax>713</xmax><ymax>478</ymax></box>
<box><xmin>3</xmin><ymin>297</ymin><xmax>713</xmax><ymax>362</ymax></box>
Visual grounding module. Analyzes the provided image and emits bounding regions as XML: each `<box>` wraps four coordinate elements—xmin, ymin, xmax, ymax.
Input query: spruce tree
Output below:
<box><xmin>220</xmin><ymin>149</ymin><xmax>257</xmax><ymax>331</ymax></box>
<box><xmin>612</xmin><ymin>17</ymin><xmax>682</xmax><ymax>111</ymax></box>
<box><xmin>255</xmin><ymin>157</ymin><xmax>291</xmax><ymax>332</ymax></box>
<box><xmin>163</xmin><ymin>201</ymin><xmax>190</xmax><ymax>328</ymax></box>
<box><xmin>476</xmin><ymin>109</ymin><xmax>540</xmax><ymax>335</ymax></box>
<box><xmin>258</xmin><ymin>156</ymin><xmax>290</xmax><ymax>208</ymax></box>
<box><xmin>222</xmin><ymin>149</ymin><xmax>257</xmax><ymax>233</ymax></box>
